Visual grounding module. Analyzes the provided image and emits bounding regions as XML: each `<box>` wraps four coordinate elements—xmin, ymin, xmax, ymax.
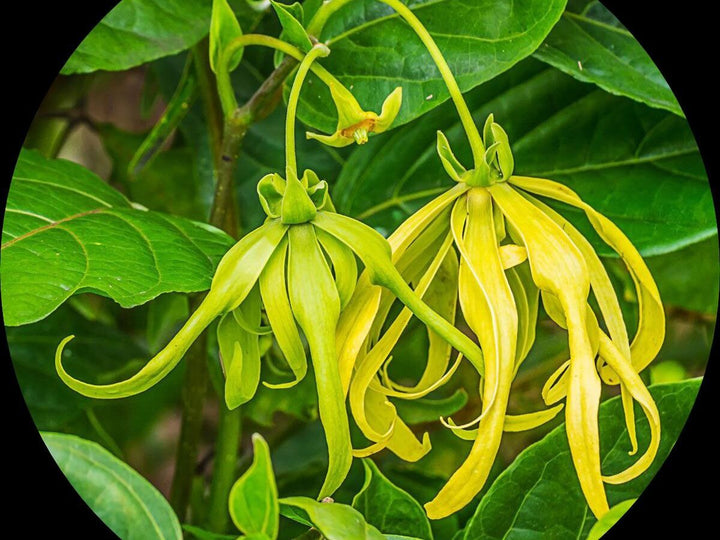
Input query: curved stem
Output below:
<box><xmin>378</xmin><ymin>0</ymin><xmax>485</xmax><ymax>166</ymax></box>
<box><xmin>306</xmin><ymin>0</ymin><xmax>354</xmax><ymax>36</ymax></box>
<box><xmin>219</xmin><ymin>35</ymin><xmax>339</xmax><ymax>118</ymax></box>
<box><xmin>284</xmin><ymin>44</ymin><xmax>331</xmax><ymax>178</ymax></box>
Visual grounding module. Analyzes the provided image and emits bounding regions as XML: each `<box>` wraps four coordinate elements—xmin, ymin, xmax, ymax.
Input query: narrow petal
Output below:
<box><xmin>506</xmin><ymin>265</ymin><xmax>539</xmax><ymax>367</ymax></box>
<box><xmin>375</xmin><ymin>87</ymin><xmax>403</xmax><ymax>133</ymax></box>
<box><xmin>489</xmin><ymin>182</ymin><xmax>609</xmax><ymax>518</ymax></box>
<box><xmin>597</xmin><ymin>332</ymin><xmax>661</xmax><ymax>484</ymax></box>
<box><xmin>218</xmin><ymin>297</ymin><xmax>262</xmax><ymax>409</ymax></box>
<box><xmin>56</xmin><ymin>223</ymin><xmax>286</xmax><ymax>399</ymax></box>
<box><xmin>259</xmin><ymin>238</ymin><xmax>307</xmax><ymax>389</ymax></box>
<box><xmin>426</xmin><ymin>188</ymin><xmax>518</xmax><ymax>520</ymax></box>
<box><xmin>542</xmin><ymin>360</ymin><xmax>570</xmax><ymax>405</ymax></box>
<box><xmin>446</xmin><ymin>403</ymin><xmax>565</xmax><ymax>439</ymax></box>
<box><xmin>313</xmin><ymin>211</ymin><xmax>485</xmax><ymax>377</ymax></box>
<box><xmin>349</xmin><ymin>231</ymin><xmax>454</xmax><ymax>442</ymax></box>
<box><xmin>510</xmin><ymin>176</ymin><xmax>664</xmax><ymax>373</ymax></box>
<box><xmin>317</xmin><ymin>229</ymin><xmax>358</xmax><ymax>310</ymax></box>
<box><xmin>287</xmin><ymin>224</ymin><xmax>351</xmax><ymax>499</ymax></box>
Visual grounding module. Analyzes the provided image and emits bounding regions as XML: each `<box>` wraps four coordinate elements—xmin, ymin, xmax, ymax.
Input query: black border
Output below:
<box><xmin>2</xmin><ymin>1</ymin><xmax>717</xmax><ymax>538</ymax></box>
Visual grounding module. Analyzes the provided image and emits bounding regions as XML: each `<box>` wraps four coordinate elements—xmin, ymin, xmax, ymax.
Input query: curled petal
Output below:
<box><xmin>542</xmin><ymin>360</ymin><xmax>571</xmax><ymax>405</ymax></box>
<box><xmin>287</xmin><ymin>224</ymin><xmax>350</xmax><ymax>499</ymax></box>
<box><xmin>56</xmin><ymin>223</ymin><xmax>286</xmax><ymax>399</ymax></box>
<box><xmin>349</xmin><ymin>231</ymin><xmax>454</xmax><ymax>442</ymax></box>
<box><xmin>510</xmin><ymin>176</ymin><xmax>664</xmax><ymax>373</ymax></box>
<box><xmin>506</xmin><ymin>265</ymin><xmax>539</xmax><ymax>368</ymax></box>
<box><xmin>375</xmin><ymin>87</ymin><xmax>403</xmax><ymax>133</ymax></box>
<box><xmin>259</xmin><ymin>238</ymin><xmax>307</xmax><ymax>389</ymax></box>
<box><xmin>426</xmin><ymin>188</ymin><xmax>518</xmax><ymax>520</ymax></box>
<box><xmin>446</xmin><ymin>403</ymin><xmax>565</xmax><ymax>439</ymax></box>
<box><xmin>598</xmin><ymin>333</ymin><xmax>661</xmax><ymax>484</ymax></box>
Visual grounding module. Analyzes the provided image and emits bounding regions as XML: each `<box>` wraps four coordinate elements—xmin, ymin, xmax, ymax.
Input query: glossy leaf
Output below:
<box><xmin>461</xmin><ymin>379</ymin><xmax>702</xmax><ymax>539</ymax></box>
<box><xmin>645</xmin><ymin>234</ymin><xmax>720</xmax><ymax>314</ymax></box>
<box><xmin>280</xmin><ymin>497</ymin><xmax>385</xmax><ymax>540</ymax></box>
<box><xmin>1</xmin><ymin>149</ymin><xmax>233</xmax><ymax>326</ymax></box>
<box><xmin>229</xmin><ymin>433</ymin><xmax>280</xmax><ymax>539</ymax></box>
<box><xmin>210</xmin><ymin>0</ymin><xmax>245</xmax><ymax>73</ymax></box>
<box><xmin>296</xmin><ymin>0</ymin><xmax>567</xmax><ymax>132</ymax></box>
<box><xmin>62</xmin><ymin>0</ymin><xmax>213</xmax><ymax>74</ymax></box>
<box><xmin>534</xmin><ymin>0</ymin><xmax>682</xmax><ymax>116</ymax></box>
<box><xmin>334</xmin><ymin>60</ymin><xmax>712</xmax><ymax>257</ymax></box>
<box><xmin>586</xmin><ymin>499</ymin><xmax>636</xmax><ymax>540</ymax></box>
<box><xmin>42</xmin><ymin>432</ymin><xmax>182</xmax><ymax>540</ymax></box>
<box><xmin>353</xmin><ymin>459</ymin><xmax>433</xmax><ymax>540</ymax></box>
<box><xmin>182</xmin><ymin>525</ymin><xmax>237</xmax><ymax>540</ymax></box>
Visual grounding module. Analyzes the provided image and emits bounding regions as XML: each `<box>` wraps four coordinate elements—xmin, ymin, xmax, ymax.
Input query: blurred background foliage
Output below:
<box><xmin>3</xmin><ymin>0</ymin><xmax>716</xmax><ymax>538</ymax></box>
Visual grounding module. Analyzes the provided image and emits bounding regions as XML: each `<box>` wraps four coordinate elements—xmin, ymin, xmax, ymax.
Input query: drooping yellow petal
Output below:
<box><xmin>597</xmin><ymin>332</ymin><xmax>661</xmax><ymax>484</ymax></box>
<box><xmin>426</xmin><ymin>188</ymin><xmax>518</xmax><ymax>520</ymax></box>
<box><xmin>349</xmin><ymin>231</ymin><xmax>454</xmax><ymax>443</ymax></box>
<box><xmin>542</xmin><ymin>360</ymin><xmax>570</xmax><ymax>405</ymax></box>
<box><xmin>498</xmin><ymin>244</ymin><xmax>528</xmax><ymax>269</ymax></box>
<box><xmin>287</xmin><ymin>224</ymin><xmax>350</xmax><ymax>499</ymax></box>
<box><xmin>258</xmin><ymin>238</ymin><xmax>307</xmax><ymax>389</ymax></box>
<box><xmin>509</xmin><ymin>176</ymin><xmax>664</xmax><ymax>373</ymax></box>
<box><xmin>489</xmin><ymin>182</ymin><xmax>609</xmax><ymax>518</ymax></box>
<box><xmin>506</xmin><ymin>264</ymin><xmax>539</xmax><ymax>368</ymax></box>
<box><xmin>381</xmin><ymin>245</ymin><xmax>459</xmax><ymax>395</ymax></box>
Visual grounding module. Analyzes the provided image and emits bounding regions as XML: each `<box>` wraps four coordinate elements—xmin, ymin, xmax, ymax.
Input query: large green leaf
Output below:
<box><xmin>62</xmin><ymin>0</ymin><xmax>213</xmax><ymax>74</ymax></box>
<box><xmin>1</xmin><ymin>149</ymin><xmax>233</xmax><ymax>326</ymax></box>
<box><xmin>334</xmin><ymin>59</ymin><xmax>713</xmax><ymax>257</ymax></box>
<box><xmin>7</xmin><ymin>305</ymin><xmax>146</xmax><ymax>431</ymax></box>
<box><xmin>645</xmin><ymin>234</ymin><xmax>720</xmax><ymax>315</ymax></box>
<box><xmin>42</xmin><ymin>432</ymin><xmax>182</xmax><ymax>540</ymax></box>
<box><xmin>460</xmin><ymin>379</ymin><xmax>702</xmax><ymax>539</ymax></box>
<box><xmin>534</xmin><ymin>0</ymin><xmax>682</xmax><ymax>116</ymax></box>
<box><xmin>353</xmin><ymin>459</ymin><xmax>433</xmax><ymax>540</ymax></box>
<box><xmin>296</xmin><ymin>0</ymin><xmax>567</xmax><ymax>132</ymax></box>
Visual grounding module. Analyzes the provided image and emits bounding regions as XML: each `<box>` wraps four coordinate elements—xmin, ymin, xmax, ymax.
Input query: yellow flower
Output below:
<box><xmin>55</xmin><ymin>44</ymin><xmax>483</xmax><ymax>502</ymax></box>
<box><xmin>340</xmin><ymin>115</ymin><xmax>664</xmax><ymax>520</ymax></box>
<box><xmin>306</xmin><ymin>82</ymin><xmax>403</xmax><ymax>147</ymax></box>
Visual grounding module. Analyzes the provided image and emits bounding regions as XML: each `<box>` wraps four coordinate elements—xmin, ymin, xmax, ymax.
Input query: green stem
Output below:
<box><xmin>306</xmin><ymin>0</ymin><xmax>354</xmax><ymax>36</ymax></box>
<box><xmin>170</xmin><ymin>316</ymin><xmax>210</xmax><ymax>518</ymax></box>
<box><xmin>378</xmin><ymin>0</ymin><xmax>485</xmax><ymax>166</ymax></box>
<box><xmin>205</xmin><ymin>405</ymin><xmax>242</xmax><ymax>533</ymax></box>
<box><xmin>284</xmin><ymin>44</ymin><xmax>331</xmax><ymax>178</ymax></box>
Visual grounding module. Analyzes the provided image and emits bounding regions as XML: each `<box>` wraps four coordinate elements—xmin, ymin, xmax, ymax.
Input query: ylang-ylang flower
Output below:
<box><xmin>55</xmin><ymin>44</ymin><xmax>483</xmax><ymax>501</ymax></box>
<box><xmin>340</xmin><ymin>113</ymin><xmax>664</xmax><ymax>519</ymax></box>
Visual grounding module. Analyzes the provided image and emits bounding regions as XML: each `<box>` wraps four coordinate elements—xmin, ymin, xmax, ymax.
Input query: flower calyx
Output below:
<box><xmin>436</xmin><ymin>114</ymin><xmax>515</xmax><ymax>187</ymax></box>
<box><xmin>306</xmin><ymin>82</ymin><xmax>403</xmax><ymax>147</ymax></box>
<box><xmin>257</xmin><ymin>168</ymin><xmax>334</xmax><ymax>224</ymax></box>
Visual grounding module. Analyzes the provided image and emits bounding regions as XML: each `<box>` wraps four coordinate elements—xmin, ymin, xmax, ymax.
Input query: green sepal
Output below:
<box><xmin>272</xmin><ymin>1</ymin><xmax>312</xmax><ymax>66</ymax></box>
<box><xmin>281</xmin><ymin>172</ymin><xmax>318</xmax><ymax>224</ymax></box>
<box><xmin>490</xmin><ymin>122</ymin><xmax>514</xmax><ymax>180</ymax></box>
<box><xmin>436</xmin><ymin>130</ymin><xmax>467</xmax><ymax>182</ymax></box>
<box><xmin>257</xmin><ymin>173</ymin><xmax>286</xmax><ymax>219</ymax></box>
<box><xmin>210</xmin><ymin>0</ymin><xmax>244</xmax><ymax>73</ymax></box>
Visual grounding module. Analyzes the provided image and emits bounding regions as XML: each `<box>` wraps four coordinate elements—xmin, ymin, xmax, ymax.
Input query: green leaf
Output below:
<box><xmin>534</xmin><ymin>0</ymin><xmax>682</xmax><ymax>116</ymax></box>
<box><xmin>297</xmin><ymin>0</ymin><xmax>567</xmax><ymax>132</ymax></box>
<box><xmin>586</xmin><ymin>499</ymin><xmax>636</xmax><ymax>540</ymax></box>
<box><xmin>271</xmin><ymin>1</ymin><xmax>312</xmax><ymax>54</ymax></box>
<box><xmin>1</xmin><ymin>149</ymin><xmax>233</xmax><ymax>326</ymax></box>
<box><xmin>211</xmin><ymin>0</ymin><xmax>245</xmax><ymax>73</ymax></box>
<box><xmin>461</xmin><ymin>379</ymin><xmax>702</xmax><ymax>539</ymax></box>
<box><xmin>280</xmin><ymin>497</ymin><xmax>386</xmax><ymax>540</ymax></box>
<box><xmin>42</xmin><ymin>432</ymin><xmax>182</xmax><ymax>540</ymax></box>
<box><xmin>644</xmin><ymin>234</ymin><xmax>719</xmax><ymax>314</ymax></box>
<box><xmin>334</xmin><ymin>59</ymin><xmax>712</xmax><ymax>257</ymax></box>
<box><xmin>393</xmin><ymin>389</ymin><xmax>468</xmax><ymax>425</ymax></box>
<box><xmin>352</xmin><ymin>459</ymin><xmax>433</xmax><ymax>540</ymax></box>
<box><xmin>8</xmin><ymin>305</ymin><xmax>146</xmax><ymax>431</ymax></box>
<box><xmin>62</xmin><ymin>0</ymin><xmax>213</xmax><ymax>74</ymax></box>
<box><xmin>229</xmin><ymin>433</ymin><xmax>280</xmax><ymax>539</ymax></box>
